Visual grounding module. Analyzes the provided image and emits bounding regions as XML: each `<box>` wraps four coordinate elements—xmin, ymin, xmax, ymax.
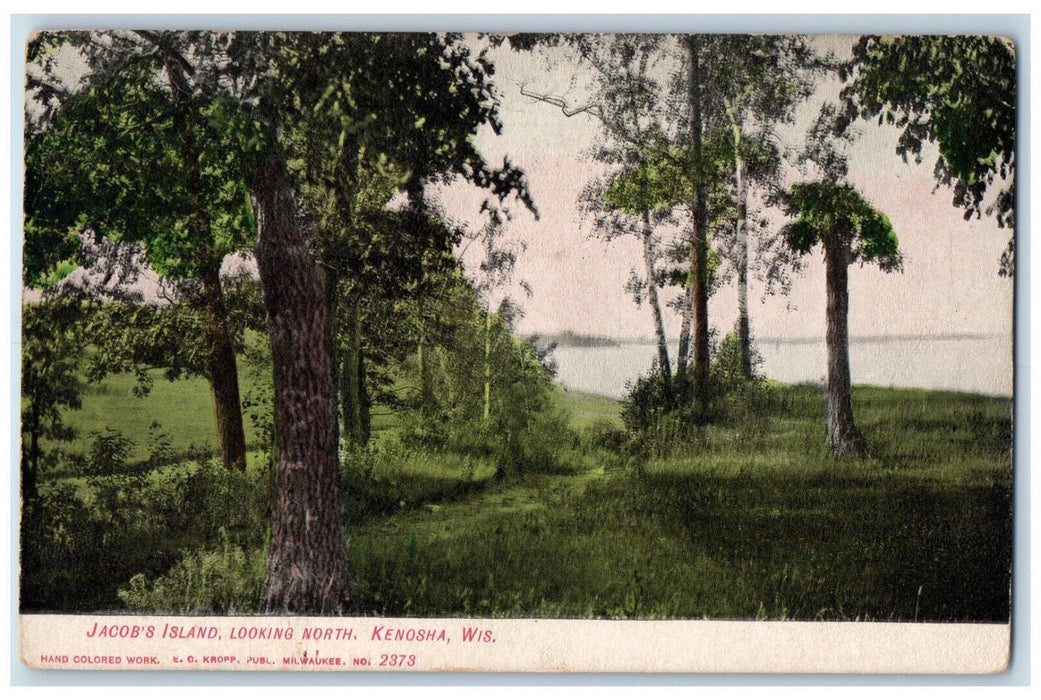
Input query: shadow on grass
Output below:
<box><xmin>349</xmin><ymin>457</ymin><xmax>1010</xmax><ymax>622</ymax></box>
<box><xmin>636</xmin><ymin>467</ymin><xmax>1011</xmax><ymax>621</ymax></box>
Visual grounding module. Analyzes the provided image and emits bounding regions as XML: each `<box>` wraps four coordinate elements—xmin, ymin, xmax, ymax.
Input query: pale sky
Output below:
<box><xmin>24</xmin><ymin>33</ymin><xmax>1015</xmax><ymax>347</ymax></box>
<box><xmin>443</xmin><ymin>36</ymin><xmax>1015</xmax><ymax>344</ymax></box>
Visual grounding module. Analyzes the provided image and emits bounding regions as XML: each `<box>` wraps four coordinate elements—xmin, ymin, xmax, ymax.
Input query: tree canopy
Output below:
<box><xmin>841</xmin><ymin>35</ymin><xmax>1015</xmax><ymax>272</ymax></box>
<box><xmin>782</xmin><ymin>181</ymin><xmax>901</xmax><ymax>269</ymax></box>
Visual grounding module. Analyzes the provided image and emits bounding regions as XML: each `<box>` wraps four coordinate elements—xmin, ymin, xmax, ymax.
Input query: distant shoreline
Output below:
<box><xmin>536</xmin><ymin>332</ymin><xmax>1008</xmax><ymax>347</ymax></box>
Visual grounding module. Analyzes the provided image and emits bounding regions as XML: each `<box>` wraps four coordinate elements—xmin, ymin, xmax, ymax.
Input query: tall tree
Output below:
<box><xmin>20</xmin><ymin>296</ymin><xmax>86</xmax><ymax>504</ymax></box>
<box><xmin>517</xmin><ymin>34</ymin><xmax>721</xmax><ymax>399</ymax></box>
<box><xmin>25</xmin><ymin>31</ymin><xmax>257</xmax><ymax>471</ymax></box>
<box><xmin>712</xmin><ymin>36</ymin><xmax>821</xmax><ymax>378</ymax></box>
<box><xmin>781</xmin><ymin>181</ymin><xmax>901</xmax><ymax>455</ymax></box>
<box><xmin>589</xmin><ymin>164</ymin><xmax>679</xmax><ymax>397</ymax></box>
<box><xmin>230</xmin><ymin>32</ymin><xmax>534</xmax><ymax>611</ymax></box>
<box><xmin>840</xmin><ymin>35</ymin><xmax>1015</xmax><ymax>274</ymax></box>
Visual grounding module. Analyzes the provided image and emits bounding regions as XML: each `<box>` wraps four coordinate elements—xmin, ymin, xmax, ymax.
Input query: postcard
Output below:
<box><xmin>17</xmin><ymin>29</ymin><xmax>1014</xmax><ymax>673</ymax></box>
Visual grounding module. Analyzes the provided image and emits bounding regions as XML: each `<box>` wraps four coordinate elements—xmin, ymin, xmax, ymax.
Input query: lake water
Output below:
<box><xmin>551</xmin><ymin>336</ymin><xmax>1014</xmax><ymax>400</ymax></box>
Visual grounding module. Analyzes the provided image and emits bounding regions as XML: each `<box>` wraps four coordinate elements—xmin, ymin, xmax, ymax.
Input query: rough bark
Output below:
<box><xmin>641</xmin><ymin>211</ymin><xmax>672</xmax><ymax>397</ymax></box>
<box><xmin>251</xmin><ymin>150</ymin><xmax>351</xmax><ymax>614</ymax></box>
<box><xmin>163</xmin><ymin>55</ymin><xmax>247</xmax><ymax>471</ymax></box>
<box><xmin>685</xmin><ymin>35</ymin><xmax>711</xmax><ymax>403</ymax></box>
<box><xmin>200</xmin><ymin>268</ymin><xmax>248</xmax><ymax>471</ymax></box>
<box><xmin>823</xmin><ymin>235</ymin><xmax>861</xmax><ymax>456</ymax></box>
<box><xmin>23</xmin><ymin>407</ymin><xmax>40</xmax><ymax>505</ymax></box>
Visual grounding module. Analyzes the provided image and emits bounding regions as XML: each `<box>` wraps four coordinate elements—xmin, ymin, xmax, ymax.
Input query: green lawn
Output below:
<box><xmin>348</xmin><ymin>384</ymin><xmax>1012</xmax><ymax>621</ymax></box>
<box><xmin>25</xmin><ymin>371</ymin><xmax>1012</xmax><ymax>622</ymax></box>
<box><xmin>554</xmin><ymin>387</ymin><xmax>623</xmax><ymax>431</ymax></box>
<box><xmin>45</xmin><ymin>365</ymin><xmax>267</xmax><ymax>465</ymax></box>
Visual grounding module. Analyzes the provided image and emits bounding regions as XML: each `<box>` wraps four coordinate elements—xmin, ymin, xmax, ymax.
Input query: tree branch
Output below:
<box><xmin>518</xmin><ymin>82</ymin><xmax>601</xmax><ymax>118</ymax></box>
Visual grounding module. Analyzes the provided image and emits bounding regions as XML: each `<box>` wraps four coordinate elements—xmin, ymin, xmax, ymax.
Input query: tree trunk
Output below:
<box><xmin>23</xmin><ymin>407</ymin><xmax>40</xmax><ymax>505</ymax></box>
<box><xmin>641</xmin><ymin>211</ymin><xmax>672</xmax><ymax>398</ymax></box>
<box><xmin>163</xmin><ymin>55</ymin><xmax>247</xmax><ymax>471</ymax></box>
<box><xmin>483</xmin><ymin>309</ymin><xmax>493</xmax><ymax>423</ymax></box>
<box><xmin>251</xmin><ymin>151</ymin><xmax>351</xmax><ymax>614</ymax></box>
<box><xmin>685</xmin><ymin>35</ymin><xmax>711</xmax><ymax>404</ymax></box>
<box><xmin>340</xmin><ymin>299</ymin><xmax>370</xmax><ymax>446</ymax></box>
<box><xmin>200</xmin><ymin>269</ymin><xmax>248</xmax><ymax>471</ymax></box>
<box><xmin>676</xmin><ymin>277</ymin><xmax>692</xmax><ymax>374</ymax></box>
<box><xmin>823</xmin><ymin>236</ymin><xmax>861</xmax><ymax>456</ymax></box>
<box><xmin>417</xmin><ymin>335</ymin><xmax>434</xmax><ymax>417</ymax></box>
<box><xmin>732</xmin><ymin>121</ymin><xmax>752</xmax><ymax>379</ymax></box>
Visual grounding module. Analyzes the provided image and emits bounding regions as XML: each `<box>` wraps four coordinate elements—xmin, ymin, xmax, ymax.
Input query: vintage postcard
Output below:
<box><xmin>18</xmin><ymin>30</ymin><xmax>1014</xmax><ymax>674</ymax></box>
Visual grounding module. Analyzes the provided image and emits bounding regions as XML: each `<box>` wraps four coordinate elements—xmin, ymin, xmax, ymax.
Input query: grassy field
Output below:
<box><xmin>24</xmin><ymin>369</ymin><xmax>1012</xmax><ymax>621</ymax></box>
<box><xmin>49</xmin><ymin>368</ymin><xmax>266</xmax><ymax>463</ymax></box>
<box><xmin>348</xmin><ymin>385</ymin><xmax>1011</xmax><ymax>621</ymax></box>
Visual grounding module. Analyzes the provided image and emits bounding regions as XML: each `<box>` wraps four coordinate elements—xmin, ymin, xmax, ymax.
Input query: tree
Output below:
<box><xmin>467</xmin><ymin>211</ymin><xmax>530</xmax><ymax>424</ymax></box>
<box><xmin>25</xmin><ymin>31</ymin><xmax>258</xmax><ymax>471</ymax></box>
<box><xmin>590</xmin><ymin>164</ymin><xmax>679</xmax><ymax>398</ymax></box>
<box><xmin>20</xmin><ymin>296</ymin><xmax>86</xmax><ymax>504</ymax></box>
<box><xmin>231</xmin><ymin>31</ymin><xmax>533</xmax><ymax>612</ymax></box>
<box><xmin>517</xmin><ymin>34</ymin><xmax>722</xmax><ymax>400</ymax></box>
<box><xmin>518</xmin><ymin>34</ymin><xmax>824</xmax><ymax>403</ymax></box>
<box><xmin>841</xmin><ymin>35</ymin><xmax>1015</xmax><ymax>274</ymax></box>
<box><xmin>781</xmin><ymin>181</ymin><xmax>901</xmax><ymax>455</ymax></box>
<box><xmin>711</xmin><ymin>36</ymin><xmax>821</xmax><ymax>378</ymax></box>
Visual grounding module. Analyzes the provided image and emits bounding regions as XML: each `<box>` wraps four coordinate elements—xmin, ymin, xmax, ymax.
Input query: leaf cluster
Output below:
<box><xmin>841</xmin><ymin>35</ymin><xmax>1015</xmax><ymax>230</ymax></box>
<box><xmin>782</xmin><ymin>181</ymin><xmax>901</xmax><ymax>271</ymax></box>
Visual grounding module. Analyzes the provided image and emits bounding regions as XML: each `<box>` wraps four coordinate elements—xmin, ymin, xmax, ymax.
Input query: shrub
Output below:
<box><xmin>85</xmin><ymin>428</ymin><xmax>134</xmax><ymax>475</ymax></box>
<box><xmin>118</xmin><ymin>529</ymin><xmax>265</xmax><ymax>614</ymax></box>
<box><xmin>20</xmin><ymin>458</ymin><xmax>269</xmax><ymax>612</ymax></box>
<box><xmin>581</xmin><ymin>419</ymin><xmax>629</xmax><ymax>453</ymax></box>
<box><xmin>621</xmin><ymin>331</ymin><xmax>775</xmax><ymax>455</ymax></box>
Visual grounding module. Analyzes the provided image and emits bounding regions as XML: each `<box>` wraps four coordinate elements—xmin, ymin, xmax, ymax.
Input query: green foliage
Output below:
<box><xmin>21</xmin><ymin>458</ymin><xmax>269</xmax><ymax>612</ymax></box>
<box><xmin>118</xmin><ymin>529</ymin><xmax>266</xmax><ymax>614</ymax></box>
<box><xmin>403</xmin><ymin>298</ymin><xmax>569</xmax><ymax>474</ymax></box>
<box><xmin>621</xmin><ymin>331</ymin><xmax>774</xmax><ymax>449</ymax></box>
<box><xmin>80</xmin><ymin>277</ymin><xmax>266</xmax><ymax>392</ymax></box>
<box><xmin>21</xmin><ymin>296</ymin><xmax>86</xmax><ymax>497</ymax></box>
<box><xmin>24</xmin><ymin>59</ymin><xmax>262</xmax><ymax>282</ymax></box>
<box><xmin>84</xmin><ymin>428</ymin><xmax>134</xmax><ymax>475</ymax></box>
<box><xmin>782</xmin><ymin>180</ymin><xmax>901</xmax><ymax>269</ymax></box>
<box><xmin>842</xmin><ymin>35</ymin><xmax>1015</xmax><ymax>232</ymax></box>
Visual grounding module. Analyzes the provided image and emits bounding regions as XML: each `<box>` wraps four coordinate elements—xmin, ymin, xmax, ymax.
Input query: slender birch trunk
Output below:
<box><xmin>732</xmin><ymin>120</ymin><xmax>753</xmax><ymax>379</ymax></box>
<box><xmin>641</xmin><ymin>211</ymin><xmax>672</xmax><ymax>397</ymax></box>
<box><xmin>685</xmin><ymin>35</ymin><xmax>711</xmax><ymax>405</ymax></box>
<box><xmin>483</xmin><ymin>308</ymin><xmax>493</xmax><ymax>423</ymax></box>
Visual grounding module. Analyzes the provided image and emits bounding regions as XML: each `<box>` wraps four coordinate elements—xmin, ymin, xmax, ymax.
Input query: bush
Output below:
<box><xmin>621</xmin><ymin>331</ymin><xmax>776</xmax><ymax>455</ymax></box>
<box><xmin>118</xmin><ymin>529</ymin><xmax>266</xmax><ymax>614</ymax></box>
<box><xmin>582</xmin><ymin>419</ymin><xmax>629</xmax><ymax>453</ymax></box>
<box><xmin>20</xmin><ymin>458</ymin><xmax>269</xmax><ymax>612</ymax></box>
<box><xmin>85</xmin><ymin>428</ymin><xmax>134</xmax><ymax>475</ymax></box>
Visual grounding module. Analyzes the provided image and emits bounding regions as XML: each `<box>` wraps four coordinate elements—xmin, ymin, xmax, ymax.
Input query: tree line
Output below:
<box><xmin>522</xmin><ymin>34</ymin><xmax>1013</xmax><ymax>454</ymax></box>
<box><xmin>22</xmin><ymin>32</ymin><xmax>1014</xmax><ymax>614</ymax></box>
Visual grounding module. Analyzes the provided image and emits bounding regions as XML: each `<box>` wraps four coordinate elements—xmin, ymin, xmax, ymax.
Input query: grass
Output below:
<box><xmin>347</xmin><ymin>384</ymin><xmax>1011</xmax><ymax>621</ymax></box>
<box><xmin>46</xmin><ymin>366</ymin><xmax>267</xmax><ymax>464</ymax></box>
<box><xmin>24</xmin><ymin>370</ymin><xmax>1012</xmax><ymax>622</ymax></box>
<box><xmin>554</xmin><ymin>388</ymin><xmax>624</xmax><ymax>431</ymax></box>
